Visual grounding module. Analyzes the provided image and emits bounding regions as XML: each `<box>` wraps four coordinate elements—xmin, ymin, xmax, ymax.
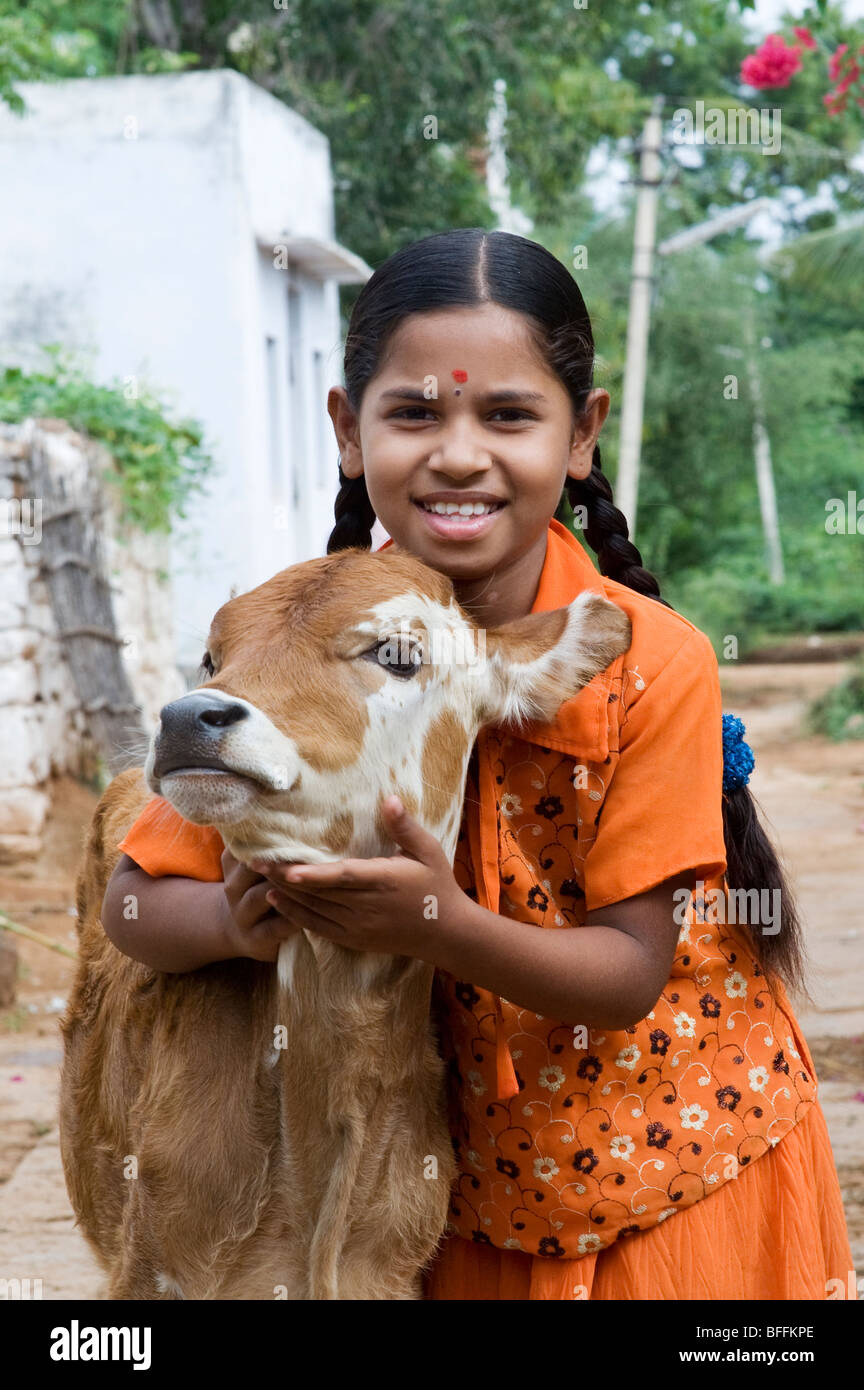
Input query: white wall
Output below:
<box><xmin>0</xmin><ymin>71</ymin><xmax>361</xmax><ymax>672</ymax></box>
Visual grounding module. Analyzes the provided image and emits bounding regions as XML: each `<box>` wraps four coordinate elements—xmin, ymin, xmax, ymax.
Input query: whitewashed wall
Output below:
<box><xmin>0</xmin><ymin>71</ymin><xmax>368</xmax><ymax>676</ymax></box>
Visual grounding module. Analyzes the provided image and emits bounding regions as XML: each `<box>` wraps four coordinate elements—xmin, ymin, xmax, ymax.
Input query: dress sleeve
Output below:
<box><xmin>582</xmin><ymin>627</ymin><xmax>728</xmax><ymax>913</ymax></box>
<box><xmin>117</xmin><ymin>796</ymin><xmax>226</xmax><ymax>881</ymax></box>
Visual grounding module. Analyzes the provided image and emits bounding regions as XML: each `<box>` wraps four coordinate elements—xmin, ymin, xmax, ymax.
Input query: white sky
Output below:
<box><xmin>744</xmin><ymin>0</ymin><xmax>864</xmax><ymax>26</ymax></box>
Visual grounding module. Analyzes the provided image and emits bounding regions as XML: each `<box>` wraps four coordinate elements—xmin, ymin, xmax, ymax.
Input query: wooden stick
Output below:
<box><xmin>0</xmin><ymin>911</ymin><xmax>78</xmax><ymax>961</ymax></box>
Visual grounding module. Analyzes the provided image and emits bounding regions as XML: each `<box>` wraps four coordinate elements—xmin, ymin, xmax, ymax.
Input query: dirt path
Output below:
<box><xmin>1</xmin><ymin>661</ymin><xmax>862</xmax><ymax>1298</ymax></box>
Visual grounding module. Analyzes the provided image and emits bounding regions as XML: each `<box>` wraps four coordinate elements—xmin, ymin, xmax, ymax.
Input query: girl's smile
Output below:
<box><xmin>412</xmin><ymin>489</ymin><xmax>508</xmax><ymax>541</ymax></box>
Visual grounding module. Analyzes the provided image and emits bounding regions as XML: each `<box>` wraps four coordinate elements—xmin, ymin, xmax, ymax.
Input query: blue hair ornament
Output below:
<box><xmin>722</xmin><ymin>713</ymin><xmax>755</xmax><ymax>793</ymax></box>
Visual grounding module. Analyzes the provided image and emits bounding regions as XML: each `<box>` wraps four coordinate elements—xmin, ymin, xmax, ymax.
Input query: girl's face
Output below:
<box><xmin>328</xmin><ymin>302</ymin><xmax>609</xmax><ymax>596</ymax></box>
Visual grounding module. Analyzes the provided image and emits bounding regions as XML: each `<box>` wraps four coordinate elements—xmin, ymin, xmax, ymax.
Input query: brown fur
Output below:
<box><xmin>60</xmin><ymin>765</ymin><xmax>455</xmax><ymax>1300</ymax></box>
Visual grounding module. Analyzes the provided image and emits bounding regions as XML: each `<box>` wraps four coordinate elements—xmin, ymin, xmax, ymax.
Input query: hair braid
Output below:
<box><xmin>326</xmin><ymin>459</ymin><xmax>376</xmax><ymax>554</ymax></box>
<box><xmin>563</xmin><ymin>444</ymin><xmax>673</xmax><ymax>609</ymax></box>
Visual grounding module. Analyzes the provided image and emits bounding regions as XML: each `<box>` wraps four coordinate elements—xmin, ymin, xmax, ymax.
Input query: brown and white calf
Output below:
<box><xmin>59</xmin><ymin>545</ymin><xmax>630</xmax><ymax>1300</ymax></box>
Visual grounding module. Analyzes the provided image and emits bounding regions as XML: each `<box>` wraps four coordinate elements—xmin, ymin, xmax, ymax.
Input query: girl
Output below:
<box><xmin>105</xmin><ymin>227</ymin><xmax>854</xmax><ymax>1301</ymax></box>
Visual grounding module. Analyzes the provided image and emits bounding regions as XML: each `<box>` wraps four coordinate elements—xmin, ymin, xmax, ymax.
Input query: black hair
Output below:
<box><xmin>326</xmin><ymin>227</ymin><xmax>808</xmax><ymax>1001</ymax></box>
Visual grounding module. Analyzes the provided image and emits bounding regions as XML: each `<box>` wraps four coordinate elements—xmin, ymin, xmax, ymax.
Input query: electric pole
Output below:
<box><xmin>616</xmin><ymin>95</ymin><xmax>665</xmax><ymax>538</ymax></box>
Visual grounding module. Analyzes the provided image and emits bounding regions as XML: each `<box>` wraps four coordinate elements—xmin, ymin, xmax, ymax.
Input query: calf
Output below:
<box><xmin>60</xmin><ymin>545</ymin><xmax>630</xmax><ymax>1299</ymax></box>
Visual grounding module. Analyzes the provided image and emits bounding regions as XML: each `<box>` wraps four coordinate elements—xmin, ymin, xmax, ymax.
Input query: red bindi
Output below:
<box><xmin>451</xmin><ymin>369</ymin><xmax>468</xmax><ymax>383</ymax></box>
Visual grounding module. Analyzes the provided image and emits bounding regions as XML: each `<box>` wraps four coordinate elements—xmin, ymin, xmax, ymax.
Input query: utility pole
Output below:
<box><xmin>742</xmin><ymin>305</ymin><xmax>784</xmax><ymax>584</ymax></box>
<box><xmin>616</xmin><ymin>95</ymin><xmax>665</xmax><ymax>538</ymax></box>
<box><xmin>486</xmin><ymin>78</ymin><xmax>534</xmax><ymax>236</ymax></box>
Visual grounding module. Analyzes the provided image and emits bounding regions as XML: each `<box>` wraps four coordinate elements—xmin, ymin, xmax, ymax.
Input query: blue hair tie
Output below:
<box><xmin>722</xmin><ymin>713</ymin><xmax>755</xmax><ymax>793</ymax></box>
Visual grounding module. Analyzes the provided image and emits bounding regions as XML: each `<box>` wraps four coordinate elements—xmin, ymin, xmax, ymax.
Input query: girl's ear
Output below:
<box><xmin>474</xmin><ymin>593</ymin><xmax>631</xmax><ymax>729</ymax></box>
<box><xmin>327</xmin><ymin>386</ymin><xmax>363</xmax><ymax>478</ymax></box>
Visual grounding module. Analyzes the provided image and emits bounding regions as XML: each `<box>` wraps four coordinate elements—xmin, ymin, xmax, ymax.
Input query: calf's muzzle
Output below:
<box><xmin>153</xmin><ymin>692</ymin><xmax>250</xmax><ymax>778</ymax></box>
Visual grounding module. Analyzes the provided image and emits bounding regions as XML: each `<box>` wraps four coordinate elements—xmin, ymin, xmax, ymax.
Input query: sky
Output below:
<box><xmin>745</xmin><ymin>0</ymin><xmax>864</xmax><ymax>25</ymax></box>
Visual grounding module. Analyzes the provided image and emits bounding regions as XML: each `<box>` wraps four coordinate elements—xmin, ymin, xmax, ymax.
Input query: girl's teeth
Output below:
<box><xmin>421</xmin><ymin>501</ymin><xmax>498</xmax><ymax>515</ymax></box>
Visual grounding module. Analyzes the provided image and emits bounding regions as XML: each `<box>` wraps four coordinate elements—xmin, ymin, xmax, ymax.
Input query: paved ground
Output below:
<box><xmin>0</xmin><ymin>660</ymin><xmax>862</xmax><ymax>1299</ymax></box>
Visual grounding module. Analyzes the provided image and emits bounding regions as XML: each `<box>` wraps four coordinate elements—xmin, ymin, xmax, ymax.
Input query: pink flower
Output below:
<box><xmin>824</xmin><ymin>91</ymin><xmax>848</xmax><ymax>115</ymax></box>
<box><xmin>822</xmin><ymin>44</ymin><xmax>864</xmax><ymax>115</ymax></box>
<box><xmin>828</xmin><ymin>43</ymin><xmax>849</xmax><ymax>81</ymax></box>
<box><xmin>741</xmin><ymin>34</ymin><xmax>804</xmax><ymax>89</ymax></box>
<box><xmin>793</xmin><ymin>27</ymin><xmax>818</xmax><ymax>51</ymax></box>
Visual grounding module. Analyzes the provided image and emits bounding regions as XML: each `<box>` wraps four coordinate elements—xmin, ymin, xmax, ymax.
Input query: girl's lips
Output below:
<box><xmin>412</xmin><ymin>500</ymin><xmax>507</xmax><ymax>540</ymax></box>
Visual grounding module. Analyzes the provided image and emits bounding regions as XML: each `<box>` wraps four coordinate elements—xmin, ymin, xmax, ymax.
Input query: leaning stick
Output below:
<box><xmin>0</xmin><ymin>910</ymin><xmax>78</xmax><ymax>961</ymax></box>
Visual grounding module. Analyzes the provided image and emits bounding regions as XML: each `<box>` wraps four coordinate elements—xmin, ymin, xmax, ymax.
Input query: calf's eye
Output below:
<box><xmin>361</xmin><ymin>640</ymin><xmax>422</xmax><ymax>679</ymax></box>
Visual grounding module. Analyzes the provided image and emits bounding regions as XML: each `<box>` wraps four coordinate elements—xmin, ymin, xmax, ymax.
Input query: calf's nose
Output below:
<box><xmin>153</xmin><ymin>693</ymin><xmax>251</xmax><ymax>777</ymax></box>
<box><xmin>159</xmin><ymin>693</ymin><xmax>250</xmax><ymax>737</ymax></box>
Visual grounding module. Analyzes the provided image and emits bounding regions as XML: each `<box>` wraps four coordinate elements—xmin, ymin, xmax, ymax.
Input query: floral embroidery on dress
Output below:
<box><xmin>432</xmin><ymin>721</ymin><xmax>818</xmax><ymax>1260</ymax></box>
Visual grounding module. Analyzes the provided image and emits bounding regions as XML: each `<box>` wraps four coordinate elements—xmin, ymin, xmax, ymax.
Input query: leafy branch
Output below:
<box><xmin>0</xmin><ymin>345</ymin><xmax>214</xmax><ymax>533</ymax></box>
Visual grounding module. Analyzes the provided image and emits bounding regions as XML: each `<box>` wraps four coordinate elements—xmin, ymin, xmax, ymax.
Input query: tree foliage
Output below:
<box><xmin>1</xmin><ymin>0</ymin><xmax>861</xmax><ymax>645</ymax></box>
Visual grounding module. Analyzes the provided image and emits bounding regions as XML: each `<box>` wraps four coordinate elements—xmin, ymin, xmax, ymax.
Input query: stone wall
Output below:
<box><xmin>0</xmin><ymin>419</ymin><xmax>185</xmax><ymax>860</ymax></box>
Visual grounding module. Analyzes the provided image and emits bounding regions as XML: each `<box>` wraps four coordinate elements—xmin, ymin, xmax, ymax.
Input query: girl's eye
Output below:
<box><xmin>199</xmin><ymin>651</ymin><xmax>216</xmax><ymax>678</ymax></box>
<box><xmin>391</xmin><ymin>406</ymin><xmax>533</xmax><ymax>422</ymax></box>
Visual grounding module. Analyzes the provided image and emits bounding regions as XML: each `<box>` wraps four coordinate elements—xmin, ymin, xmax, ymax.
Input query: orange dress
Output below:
<box><xmin>118</xmin><ymin>520</ymin><xmax>855</xmax><ymax>1301</ymax></box>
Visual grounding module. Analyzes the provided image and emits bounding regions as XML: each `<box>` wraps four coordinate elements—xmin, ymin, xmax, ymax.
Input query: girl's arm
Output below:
<box><xmin>101</xmin><ymin>852</ymin><xmax>300</xmax><ymax>973</ymax></box>
<box><xmin>432</xmin><ymin>870</ymin><xmax>696</xmax><ymax>1029</ymax></box>
<box><xmin>254</xmin><ymin>804</ymin><xmax>698</xmax><ymax>1028</ymax></box>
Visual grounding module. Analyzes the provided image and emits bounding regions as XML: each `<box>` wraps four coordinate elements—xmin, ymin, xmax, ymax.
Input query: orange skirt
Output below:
<box><xmin>423</xmin><ymin>1099</ymin><xmax>856</xmax><ymax>1300</ymax></box>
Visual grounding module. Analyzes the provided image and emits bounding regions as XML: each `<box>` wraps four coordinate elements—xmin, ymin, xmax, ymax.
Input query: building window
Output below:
<box><xmin>314</xmin><ymin>348</ymin><xmax>329</xmax><ymax>489</ymax></box>
<box><xmin>265</xmin><ymin>335</ymin><xmax>282</xmax><ymax>497</ymax></box>
<box><xmin>286</xmin><ymin>283</ymin><xmax>304</xmax><ymax>510</ymax></box>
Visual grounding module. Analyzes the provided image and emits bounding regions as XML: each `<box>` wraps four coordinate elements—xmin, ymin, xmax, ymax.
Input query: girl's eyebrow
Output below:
<box><xmin>378</xmin><ymin>386</ymin><xmax>547</xmax><ymax>404</ymax></box>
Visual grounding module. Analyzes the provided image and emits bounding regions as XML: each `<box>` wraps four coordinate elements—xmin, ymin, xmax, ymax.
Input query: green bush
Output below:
<box><xmin>806</xmin><ymin>655</ymin><xmax>864</xmax><ymax>741</ymax></box>
<box><xmin>666</xmin><ymin>541</ymin><xmax>864</xmax><ymax>655</ymax></box>
<box><xmin>0</xmin><ymin>346</ymin><xmax>213</xmax><ymax>533</ymax></box>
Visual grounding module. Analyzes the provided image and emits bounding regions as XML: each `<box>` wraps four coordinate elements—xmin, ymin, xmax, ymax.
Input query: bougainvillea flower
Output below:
<box><xmin>828</xmin><ymin>43</ymin><xmax>849</xmax><ymax>81</ymax></box>
<box><xmin>741</xmin><ymin>34</ymin><xmax>804</xmax><ymax>88</ymax></box>
<box><xmin>824</xmin><ymin>43</ymin><xmax>864</xmax><ymax>115</ymax></box>
<box><xmin>793</xmin><ymin>27</ymin><xmax>818</xmax><ymax>50</ymax></box>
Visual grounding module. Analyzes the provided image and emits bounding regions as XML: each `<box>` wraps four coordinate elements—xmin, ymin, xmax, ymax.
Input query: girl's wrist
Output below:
<box><xmin>212</xmin><ymin>889</ymin><xmax>247</xmax><ymax>961</ymax></box>
<box><xmin>423</xmin><ymin>890</ymin><xmax>492</xmax><ymax>973</ymax></box>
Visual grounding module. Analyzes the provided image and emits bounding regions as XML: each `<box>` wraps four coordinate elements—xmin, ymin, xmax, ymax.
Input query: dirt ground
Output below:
<box><xmin>0</xmin><ymin>659</ymin><xmax>862</xmax><ymax>1299</ymax></box>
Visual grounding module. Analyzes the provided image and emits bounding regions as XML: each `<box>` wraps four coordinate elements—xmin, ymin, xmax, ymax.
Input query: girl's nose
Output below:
<box><xmin>427</xmin><ymin>423</ymin><xmax>493</xmax><ymax>477</ymax></box>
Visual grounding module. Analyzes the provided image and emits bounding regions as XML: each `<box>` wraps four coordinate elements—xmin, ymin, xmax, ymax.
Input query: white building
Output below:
<box><xmin>0</xmin><ymin>70</ymin><xmax>372</xmax><ymax>673</ymax></box>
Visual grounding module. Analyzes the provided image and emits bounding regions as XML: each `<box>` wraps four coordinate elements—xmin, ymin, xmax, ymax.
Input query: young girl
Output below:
<box><xmin>105</xmin><ymin>227</ymin><xmax>854</xmax><ymax>1301</ymax></box>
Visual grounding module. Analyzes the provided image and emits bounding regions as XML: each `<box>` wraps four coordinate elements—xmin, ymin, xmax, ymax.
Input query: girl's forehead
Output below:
<box><xmin>378</xmin><ymin>305</ymin><xmax>549</xmax><ymax>374</ymax></box>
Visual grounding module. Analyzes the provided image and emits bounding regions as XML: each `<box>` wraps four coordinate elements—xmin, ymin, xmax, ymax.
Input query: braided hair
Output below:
<box><xmin>555</xmin><ymin>447</ymin><xmax>672</xmax><ymax>608</ymax></box>
<box><xmin>328</xmin><ymin>464</ymin><xmax>376</xmax><ymax>554</ymax></box>
<box><xmin>325</xmin><ymin>227</ymin><xmax>807</xmax><ymax>1000</ymax></box>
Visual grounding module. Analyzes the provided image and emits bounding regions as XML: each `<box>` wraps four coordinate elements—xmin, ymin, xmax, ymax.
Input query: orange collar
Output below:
<box><xmin>376</xmin><ymin>518</ymin><xmax>613</xmax><ymax>760</ymax></box>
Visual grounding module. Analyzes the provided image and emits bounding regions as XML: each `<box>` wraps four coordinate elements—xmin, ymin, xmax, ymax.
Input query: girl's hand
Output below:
<box><xmin>220</xmin><ymin>846</ymin><xmax>302</xmax><ymax>963</ymax></box>
<box><xmin>247</xmin><ymin>796</ymin><xmax>467</xmax><ymax>959</ymax></box>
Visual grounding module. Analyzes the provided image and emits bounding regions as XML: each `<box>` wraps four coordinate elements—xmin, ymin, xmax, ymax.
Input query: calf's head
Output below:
<box><xmin>145</xmin><ymin>548</ymin><xmax>631</xmax><ymax>866</ymax></box>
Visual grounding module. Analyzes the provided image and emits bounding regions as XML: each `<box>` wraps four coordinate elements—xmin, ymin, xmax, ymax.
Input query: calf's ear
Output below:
<box><xmin>474</xmin><ymin>593</ymin><xmax>631</xmax><ymax>729</ymax></box>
